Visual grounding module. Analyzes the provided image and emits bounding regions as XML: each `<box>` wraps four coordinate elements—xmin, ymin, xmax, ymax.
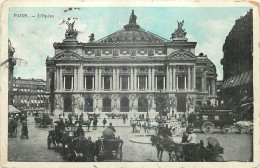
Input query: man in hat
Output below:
<box><xmin>187</xmin><ymin>128</ymin><xmax>197</xmax><ymax>144</ymax></box>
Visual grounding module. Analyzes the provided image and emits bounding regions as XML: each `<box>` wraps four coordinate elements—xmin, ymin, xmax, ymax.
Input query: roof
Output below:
<box><xmin>8</xmin><ymin>105</ymin><xmax>21</xmax><ymax>113</ymax></box>
<box><xmin>94</xmin><ymin>10</ymin><xmax>169</xmax><ymax>45</ymax></box>
<box><xmin>221</xmin><ymin>69</ymin><xmax>253</xmax><ymax>89</ymax></box>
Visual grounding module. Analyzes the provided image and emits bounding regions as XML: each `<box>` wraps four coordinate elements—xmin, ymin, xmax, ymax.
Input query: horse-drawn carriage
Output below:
<box><xmin>151</xmin><ymin>135</ymin><xmax>224</xmax><ymax>162</ymax></box>
<box><xmin>95</xmin><ymin>137</ymin><xmax>124</xmax><ymax>161</ymax></box>
<box><xmin>189</xmin><ymin>108</ymin><xmax>234</xmax><ymax>133</ymax></box>
<box><xmin>35</xmin><ymin>115</ymin><xmax>53</xmax><ymax>128</ymax></box>
<box><xmin>105</xmin><ymin>113</ymin><xmax>123</xmax><ymax>119</ymax></box>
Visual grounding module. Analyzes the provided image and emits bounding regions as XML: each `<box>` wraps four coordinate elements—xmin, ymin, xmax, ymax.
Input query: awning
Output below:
<box><xmin>221</xmin><ymin>69</ymin><xmax>253</xmax><ymax>89</ymax></box>
<box><xmin>8</xmin><ymin>105</ymin><xmax>21</xmax><ymax>113</ymax></box>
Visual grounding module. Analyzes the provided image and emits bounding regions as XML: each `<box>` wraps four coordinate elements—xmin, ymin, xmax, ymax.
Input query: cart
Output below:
<box><xmin>96</xmin><ymin>138</ymin><xmax>124</xmax><ymax>161</ymax></box>
<box><xmin>189</xmin><ymin>109</ymin><xmax>234</xmax><ymax>133</ymax></box>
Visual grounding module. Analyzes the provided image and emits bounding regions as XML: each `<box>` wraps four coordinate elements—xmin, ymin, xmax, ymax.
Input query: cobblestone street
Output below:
<box><xmin>8</xmin><ymin>115</ymin><xmax>253</xmax><ymax>162</ymax></box>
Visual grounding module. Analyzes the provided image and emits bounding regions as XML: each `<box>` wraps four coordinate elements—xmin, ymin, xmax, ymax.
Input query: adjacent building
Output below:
<box><xmin>46</xmin><ymin>10</ymin><xmax>217</xmax><ymax>117</ymax></box>
<box><xmin>220</xmin><ymin>9</ymin><xmax>253</xmax><ymax>120</ymax></box>
<box><xmin>13</xmin><ymin>77</ymin><xmax>47</xmax><ymax>113</ymax></box>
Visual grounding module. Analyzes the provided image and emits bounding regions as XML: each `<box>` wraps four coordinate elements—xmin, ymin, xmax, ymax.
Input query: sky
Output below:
<box><xmin>8</xmin><ymin>7</ymin><xmax>252</xmax><ymax>80</ymax></box>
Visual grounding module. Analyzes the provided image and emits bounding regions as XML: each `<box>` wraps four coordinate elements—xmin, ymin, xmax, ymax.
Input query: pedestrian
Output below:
<box><xmin>143</xmin><ymin>121</ymin><xmax>147</xmax><ymax>133</ymax></box>
<box><xmin>131</xmin><ymin>120</ymin><xmax>136</xmax><ymax>133</ymax></box>
<box><xmin>93</xmin><ymin>118</ymin><xmax>98</xmax><ymax>130</ymax></box>
<box><xmin>75</xmin><ymin>125</ymin><xmax>85</xmax><ymax>137</ymax></box>
<box><xmin>123</xmin><ymin>114</ymin><xmax>126</xmax><ymax>124</ymax></box>
<box><xmin>20</xmin><ymin>122</ymin><xmax>29</xmax><ymax>139</ymax></box>
<box><xmin>107</xmin><ymin>123</ymin><xmax>116</xmax><ymax>132</ymax></box>
<box><xmin>102</xmin><ymin>118</ymin><xmax>107</xmax><ymax>127</ymax></box>
<box><xmin>142</xmin><ymin>114</ymin><xmax>145</xmax><ymax>120</ymax></box>
<box><xmin>86</xmin><ymin>119</ymin><xmax>90</xmax><ymax>131</ymax></box>
<box><xmin>187</xmin><ymin>128</ymin><xmax>197</xmax><ymax>144</ymax></box>
<box><xmin>126</xmin><ymin>114</ymin><xmax>128</xmax><ymax>120</ymax></box>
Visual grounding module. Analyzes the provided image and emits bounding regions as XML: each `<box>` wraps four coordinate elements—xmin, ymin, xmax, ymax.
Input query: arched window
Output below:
<box><xmin>120</xmin><ymin>97</ymin><xmax>129</xmax><ymax>112</ymax></box>
<box><xmin>85</xmin><ymin>98</ymin><xmax>93</xmax><ymax>112</ymax></box>
<box><xmin>64</xmin><ymin>95</ymin><xmax>72</xmax><ymax>112</ymax></box>
<box><xmin>138</xmin><ymin>97</ymin><xmax>148</xmax><ymax>112</ymax></box>
<box><xmin>102</xmin><ymin>98</ymin><xmax>111</xmax><ymax>112</ymax></box>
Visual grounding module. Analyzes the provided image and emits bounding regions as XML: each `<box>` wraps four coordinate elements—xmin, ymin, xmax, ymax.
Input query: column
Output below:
<box><xmin>192</xmin><ymin>66</ymin><xmax>196</xmax><ymax>90</ymax></box>
<box><xmin>102</xmin><ymin>76</ymin><xmax>104</xmax><ymax>90</ymax></box>
<box><xmin>163</xmin><ymin>76</ymin><xmax>165</xmax><ymax>90</ymax></box>
<box><xmin>71</xmin><ymin>76</ymin><xmax>74</xmax><ymax>89</ymax></box>
<box><xmin>155</xmin><ymin>76</ymin><xmax>157</xmax><ymax>90</ymax></box>
<box><xmin>119</xmin><ymin>76</ymin><xmax>122</xmax><ymax>90</ymax></box>
<box><xmin>113</xmin><ymin>67</ymin><xmax>116</xmax><ymax>90</ymax></box>
<box><xmin>63</xmin><ymin>76</ymin><xmax>66</xmax><ymax>89</ymax></box>
<box><xmin>95</xmin><ymin>68</ymin><xmax>98</xmax><ymax>90</ymax></box>
<box><xmin>166</xmin><ymin>66</ymin><xmax>169</xmax><ymax>90</ymax></box>
<box><xmin>176</xmin><ymin>76</ymin><xmax>178</xmax><ymax>89</ymax></box>
<box><xmin>131</xmin><ymin>67</ymin><xmax>134</xmax><ymax>90</ymax></box>
<box><xmin>169</xmin><ymin>66</ymin><xmax>172</xmax><ymax>90</ymax></box>
<box><xmin>202</xmin><ymin>76</ymin><xmax>205</xmax><ymax>92</ymax></box>
<box><xmin>92</xmin><ymin>76</ymin><xmax>94</xmax><ymax>90</ymax></box>
<box><xmin>60</xmin><ymin>68</ymin><xmax>63</xmax><ymax>90</ymax></box>
<box><xmin>211</xmin><ymin>78</ymin><xmax>215</xmax><ymax>96</ymax></box>
<box><xmin>184</xmin><ymin>76</ymin><xmax>187</xmax><ymax>89</ymax></box>
<box><xmin>99</xmin><ymin>67</ymin><xmax>102</xmax><ymax>90</ymax></box>
<box><xmin>151</xmin><ymin>68</ymin><xmax>155</xmax><ymax>91</ymax></box>
<box><xmin>148</xmin><ymin>67</ymin><xmax>151</xmax><ymax>90</ymax></box>
<box><xmin>54</xmin><ymin>68</ymin><xmax>57</xmax><ymax>90</ymax></box>
<box><xmin>110</xmin><ymin>76</ymin><xmax>112</xmax><ymax>90</ymax></box>
<box><xmin>145</xmin><ymin>76</ymin><xmax>148</xmax><ymax>90</ymax></box>
<box><xmin>57</xmin><ymin>68</ymin><xmax>60</xmax><ymax>90</ymax></box>
<box><xmin>137</xmin><ymin>76</ymin><xmax>139</xmax><ymax>90</ymax></box>
<box><xmin>188</xmin><ymin>66</ymin><xmax>191</xmax><ymax>90</ymax></box>
<box><xmin>173</xmin><ymin>66</ymin><xmax>176</xmax><ymax>90</ymax></box>
<box><xmin>116</xmin><ymin>67</ymin><xmax>119</xmax><ymax>90</ymax></box>
<box><xmin>78</xmin><ymin>66</ymin><xmax>82</xmax><ymax>90</ymax></box>
<box><xmin>84</xmin><ymin>76</ymin><xmax>86</xmax><ymax>89</ymax></box>
<box><xmin>128</xmin><ymin>76</ymin><xmax>130</xmax><ymax>90</ymax></box>
<box><xmin>74</xmin><ymin>68</ymin><xmax>77</xmax><ymax>90</ymax></box>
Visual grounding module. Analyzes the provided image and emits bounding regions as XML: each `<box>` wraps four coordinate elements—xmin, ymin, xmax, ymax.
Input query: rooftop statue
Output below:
<box><xmin>62</xmin><ymin>18</ymin><xmax>78</xmax><ymax>39</ymax></box>
<box><xmin>129</xmin><ymin>10</ymin><xmax>137</xmax><ymax>25</ymax></box>
<box><xmin>171</xmin><ymin>20</ymin><xmax>187</xmax><ymax>40</ymax></box>
<box><xmin>89</xmin><ymin>33</ymin><xmax>95</xmax><ymax>43</ymax></box>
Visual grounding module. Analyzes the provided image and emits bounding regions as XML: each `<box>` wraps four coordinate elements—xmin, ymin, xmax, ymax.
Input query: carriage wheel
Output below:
<box><xmin>202</xmin><ymin>122</ymin><xmax>215</xmax><ymax>134</ymax></box>
<box><xmin>147</xmin><ymin>127</ymin><xmax>157</xmax><ymax>136</ymax></box>
<box><xmin>221</xmin><ymin>125</ymin><xmax>231</xmax><ymax>134</ymax></box>
<box><xmin>36</xmin><ymin>122</ymin><xmax>41</xmax><ymax>127</ymax></box>
<box><xmin>215</xmin><ymin>155</ymin><xmax>224</xmax><ymax>162</ymax></box>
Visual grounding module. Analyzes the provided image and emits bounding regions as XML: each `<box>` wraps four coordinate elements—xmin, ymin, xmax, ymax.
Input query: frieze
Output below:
<box><xmin>95</xmin><ymin>49</ymin><xmax>101</xmax><ymax>57</ymax></box>
<box><xmin>55</xmin><ymin>54</ymin><xmax>80</xmax><ymax>60</ymax></box>
<box><xmin>119</xmin><ymin>67</ymin><xmax>130</xmax><ymax>73</ymax></box>
<box><xmin>85</xmin><ymin>50</ymin><xmax>94</xmax><ymax>56</ymax></box>
<box><xmin>169</xmin><ymin>52</ymin><xmax>195</xmax><ymax>60</ymax></box>
<box><xmin>155</xmin><ymin>66</ymin><xmax>165</xmax><ymax>73</ymax></box>
<box><xmin>113</xmin><ymin>49</ymin><xmax>119</xmax><ymax>57</ymax></box>
<box><xmin>101</xmin><ymin>67</ymin><xmax>112</xmax><ymax>73</ymax></box>
<box><xmin>130</xmin><ymin>49</ymin><xmax>137</xmax><ymax>56</ymax></box>
<box><xmin>137</xmin><ymin>66</ymin><xmax>148</xmax><ymax>73</ymax></box>
<box><xmin>121</xmin><ymin>50</ymin><xmax>129</xmax><ymax>55</ymax></box>
<box><xmin>102</xmin><ymin>50</ymin><xmax>112</xmax><ymax>55</ymax></box>
<box><xmin>62</xmin><ymin>67</ymin><xmax>74</xmax><ymax>73</ymax></box>
<box><xmin>138</xmin><ymin>50</ymin><xmax>147</xmax><ymax>55</ymax></box>
<box><xmin>84</xmin><ymin>67</ymin><xmax>95</xmax><ymax>73</ymax></box>
<box><xmin>155</xmin><ymin>48</ymin><xmax>166</xmax><ymax>55</ymax></box>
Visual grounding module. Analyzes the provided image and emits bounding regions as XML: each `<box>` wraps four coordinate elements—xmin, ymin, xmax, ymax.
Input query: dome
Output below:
<box><xmin>95</xmin><ymin>10</ymin><xmax>168</xmax><ymax>44</ymax></box>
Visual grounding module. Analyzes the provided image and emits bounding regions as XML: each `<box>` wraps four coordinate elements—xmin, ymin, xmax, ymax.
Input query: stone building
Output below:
<box><xmin>46</xmin><ymin>10</ymin><xmax>217</xmax><ymax>118</ymax></box>
<box><xmin>13</xmin><ymin>77</ymin><xmax>47</xmax><ymax>113</ymax></box>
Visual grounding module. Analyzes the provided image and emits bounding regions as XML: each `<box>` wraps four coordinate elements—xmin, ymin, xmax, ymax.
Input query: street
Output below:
<box><xmin>8</xmin><ymin>115</ymin><xmax>253</xmax><ymax>162</ymax></box>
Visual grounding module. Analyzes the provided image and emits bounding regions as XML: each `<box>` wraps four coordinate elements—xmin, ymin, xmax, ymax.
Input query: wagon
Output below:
<box><xmin>189</xmin><ymin>108</ymin><xmax>234</xmax><ymax>134</ymax></box>
<box><xmin>96</xmin><ymin>138</ymin><xmax>124</xmax><ymax>161</ymax></box>
<box><xmin>169</xmin><ymin>143</ymin><xmax>224</xmax><ymax>162</ymax></box>
<box><xmin>35</xmin><ymin>116</ymin><xmax>53</xmax><ymax>128</ymax></box>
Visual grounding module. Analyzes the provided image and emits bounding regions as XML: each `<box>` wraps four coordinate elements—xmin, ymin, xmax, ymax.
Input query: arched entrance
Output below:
<box><xmin>85</xmin><ymin>98</ymin><xmax>93</xmax><ymax>112</ymax></box>
<box><xmin>64</xmin><ymin>95</ymin><xmax>72</xmax><ymax>112</ymax></box>
<box><xmin>102</xmin><ymin>98</ymin><xmax>111</xmax><ymax>112</ymax></box>
<box><xmin>177</xmin><ymin>95</ymin><xmax>186</xmax><ymax>112</ymax></box>
<box><xmin>138</xmin><ymin>97</ymin><xmax>148</xmax><ymax>112</ymax></box>
<box><xmin>120</xmin><ymin>97</ymin><xmax>129</xmax><ymax>112</ymax></box>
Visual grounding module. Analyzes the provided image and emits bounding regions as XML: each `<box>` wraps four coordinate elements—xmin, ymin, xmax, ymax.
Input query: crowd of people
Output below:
<box><xmin>8</xmin><ymin>112</ymin><xmax>29</xmax><ymax>139</ymax></box>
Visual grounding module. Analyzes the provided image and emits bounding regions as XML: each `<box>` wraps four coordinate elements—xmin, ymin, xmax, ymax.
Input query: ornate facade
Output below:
<box><xmin>46</xmin><ymin>10</ymin><xmax>217</xmax><ymax>118</ymax></box>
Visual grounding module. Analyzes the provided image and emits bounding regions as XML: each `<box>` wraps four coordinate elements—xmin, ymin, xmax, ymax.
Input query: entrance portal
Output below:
<box><xmin>64</xmin><ymin>95</ymin><xmax>72</xmax><ymax>112</ymax></box>
<box><xmin>177</xmin><ymin>95</ymin><xmax>186</xmax><ymax>112</ymax></box>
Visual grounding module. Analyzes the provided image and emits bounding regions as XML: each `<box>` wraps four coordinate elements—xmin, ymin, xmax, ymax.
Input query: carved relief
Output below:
<box><xmin>112</xmin><ymin>49</ymin><xmax>119</xmax><ymax>56</ymax></box>
<box><xmin>95</xmin><ymin>49</ymin><xmax>101</xmax><ymax>57</ymax></box>
<box><xmin>102</xmin><ymin>67</ymin><xmax>112</xmax><ymax>73</ymax></box>
<box><xmin>103</xmin><ymin>50</ymin><xmax>112</xmax><ymax>55</ymax></box>
<box><xmin>62</xmin><ymin>67</ymin><xmax>74</xmax><ymax>73</ymax></box>
<box><xmin>84</xmin><ymin>67</ymin><xmax>95</xmax><ymax>73</ymax></box>
<box><xmin>130</xmin><ymin>49</ymin><xmax>137</xmax><ymax>56</ymax></box>
<box><xmin>85</xmin><ymin>50</ymin><xmax>94</xmax><ymax>56</ymax></box>
<box><xmin>56</xmin><ymin>55</ymin><xmax>79</xmax><ymax>60</ymax></box>
<box><xmin>148</xmin><ymin>49</ymin><xmax>154</xmax><ymax>57</ymax></box>
<box><xmin>169</xmin><ymin>52</ymin><xmax>194</xmax><ymax>60</ymax></box>
<box><xmin>139</xmin><ymin>50</ymin><xmax>147</xmax><ymax>55</ymax></box>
